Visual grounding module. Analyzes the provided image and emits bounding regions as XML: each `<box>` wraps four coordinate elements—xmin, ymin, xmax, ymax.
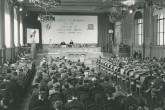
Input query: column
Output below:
<box><xmin>10</xmin><ymin>5</ymin><xmax>15</xmax><ymax>59</ymax></box>
<box><xmin>10</xmin><ymin>5</ymin><xmax>14</xmax><ymax>47</ymax></box>
<box><xmin>0</xmin><ymin>0</ymin><xmax>5</xmax><ymax>65</ymax></box>
<box><xmin>0</xmin><ymin>0</ymin><xmax>5</xmax><ymax>48</ymax></box>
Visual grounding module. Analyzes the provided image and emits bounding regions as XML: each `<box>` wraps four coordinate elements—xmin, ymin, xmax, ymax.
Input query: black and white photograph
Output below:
<box><xmin>0</xmin><ymin>0</ymin><xmax>165</xmax><ymax>110</ymax></box>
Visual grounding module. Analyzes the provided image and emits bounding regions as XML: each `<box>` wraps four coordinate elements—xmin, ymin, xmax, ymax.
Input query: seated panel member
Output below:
<box><xmin>61</xmin><ymin>41</ymin><xmax>66</xmax><ymax>45</ymax></box>
<box><xmin>70</xmin><ymin>40</ymin><xmax>74</xmax><ymax>45</ymax></box>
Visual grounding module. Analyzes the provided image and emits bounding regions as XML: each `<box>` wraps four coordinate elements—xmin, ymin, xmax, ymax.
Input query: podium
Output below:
<box><xmin>31</xmin><ymin>43</ymin><xmax>36</xmax><ymax>59</ymax></box>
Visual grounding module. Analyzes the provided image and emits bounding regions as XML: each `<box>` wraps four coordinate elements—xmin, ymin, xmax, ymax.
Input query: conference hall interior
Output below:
<box><xmin>1</xmin><ymin>0</ymin><xmax>165</xmax><ymax>110</ymax></box>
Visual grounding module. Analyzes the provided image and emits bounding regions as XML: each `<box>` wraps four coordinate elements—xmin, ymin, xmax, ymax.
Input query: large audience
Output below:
<box><xmin>1</xmin><ymin>50</ymin><xmax>165</xmax><ymax>110</ymax></box>
<box><xmin>0</xmin><ymin>50</ymin><xmax>35</xmax><ymax>110</ymax></box>
<box><xmin>29</xmin><ymin>54</ymin><xmax>165</xmax><ymax>110</ymax></box>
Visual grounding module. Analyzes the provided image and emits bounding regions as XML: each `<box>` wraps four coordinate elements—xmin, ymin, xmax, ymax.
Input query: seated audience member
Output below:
<box><xmin>29</xmin><ymin>91</ymin><xmax>49</xmax><ymax>110</ymax></box>
<box><xmin>100</xmin><ymin>76</ymin><xmax>111</xmax><ymax>89</ymax></box>
<box><xmin>146</xmin><ymin>73</ymin><xmax>163</xmax><ymax>93</ymax></box>
<box><xmin>76</xmin><ymin>80</ymin><xmax>88</xmax><ymax>92</ymax></box>
<box><xmin>121</xmin><ymin>89</ymin><xmax>138</xmax><ymax>110</ymax></box>
<box><xmin>31</xmin><ymin>84</ymin><xmax>48</xmax><ymax>100</ymax></box>
<box><xmin>104</xmin><ymin>91</ymin><xmax>120</xmax><ymax>110</ymax></box>
<box><xmin>113</xmin><ymin>85</ymin><xmax>125</xmax><ymax>98</ymax></box>
<box><xmin>89</xmin><ymin>81</ymin><xmax>104</xmax><ymax>97</ymax></box>
<box><xmin>62</xmin><ymin>83</ymin><xmax>70</xmax><ymax>96</ymax></box>
<box><xmin>42</xmin><ymin>69</ymin><xmax>50</xmax><ymax>81</ymax></box>
<box><xmin>47</xmin><ymin>75</ymin><xmax>58</xmax><ymax>89</ymax></box>
<box><xmin>160</xmin><ymin>75</ymin><xmax>165</xmax><ymax>109</ymax></box>
<box><xmin>65</xmin><ymin>93</ymin><xmax>85</xmax><ymax>110</ymax></box>
<box><xmin>137</xmin><ymin>98</ymin><xmax>149</xmax><ymax>110</ymax></box>
<box><xmin>142</xmin><ymin>70</ymin><xmax>155</xmax><ymax>91</ymax></box>
<box><xmin>105</xmin><ymin>83</ymin><xmax>116</xmax><ymax>95</ymax></box>
<box><xmin>0</xmin><ymin>83</ymin><xmax>13</xmax><ymax>109</ymax></box>
<box><xmin>51</xmin><ymin>100</ymin><xmax>64</xmax><ymax>110</ymax></box>
<box><xmin>49</xmin><ymin>83</ymin><xmax>61</xmax><ymax>96</ymax></box>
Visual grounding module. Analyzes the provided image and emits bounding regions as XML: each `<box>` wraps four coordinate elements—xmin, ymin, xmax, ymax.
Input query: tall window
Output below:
<box><xmin>20</xmin><ymin>15</ymin><xmax>23</xmax><ymax>46</ymax></box>
<box><xmin>137</xmin><ymin>19</ymin><xmax>143</xmax><ymax>45</ymax></box>
<box><xmin>134</xmin><ymin>11</ymin><xmax>143</xmax><ymax>45</ymax></box>
<box><xmin>5</xmin><ymin>1</ymin><xmax>11</xmax><ymax>48</ymax></box>
<box><xmin>157</xmin><ymin>14</ymin><xmax>165</xmax><ymax>45</ymax></box>
<box><xmin>14</xmin><ymin>8</ymin><xmax>18</xmax><ymax>47</ymax></box>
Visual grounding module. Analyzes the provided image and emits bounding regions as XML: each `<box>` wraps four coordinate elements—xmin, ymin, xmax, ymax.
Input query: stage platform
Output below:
<box><xmin>47</xmin><ymin>47</ymin><xmax>103</xmax><ymax>64</ymax></box>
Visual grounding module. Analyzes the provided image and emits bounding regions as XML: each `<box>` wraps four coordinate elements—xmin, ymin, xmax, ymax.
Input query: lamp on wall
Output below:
<box><xmin>109</xmin><ymin>29</ymin><xmax>114</xmax><ymax>34</ymax></box>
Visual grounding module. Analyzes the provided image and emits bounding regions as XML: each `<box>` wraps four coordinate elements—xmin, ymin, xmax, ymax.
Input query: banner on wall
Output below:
<box><xmin>42</xmin><ymin>15</ymin><xmax>98</xmax><ymax>44</ymax></box>
<box><xmin>27</xmin><ymin>28</ymin><xmax>39</xmax><ymax>43</ymax></box>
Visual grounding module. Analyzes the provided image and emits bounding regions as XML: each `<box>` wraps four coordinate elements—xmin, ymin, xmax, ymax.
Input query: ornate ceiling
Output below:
<box><xmin>17</xmin><ymin>0</ymin><xmax>144</xmax><ymax>13</ymax></box>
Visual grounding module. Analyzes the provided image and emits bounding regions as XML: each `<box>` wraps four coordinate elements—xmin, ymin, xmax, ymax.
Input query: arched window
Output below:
<box><xmin>156</xmin><ymin>14</ymin><xmax>165</xmax><ymax>45</ymax></box>
<box><xmin>14</xmin><ymin>8</ymin><xmax>18</xmax><ymax>47</ymax></box>
<box><xmin>5</xmin><ymin>1</ymin><xmax>11</xmax><ymax>48</ymax></box>
<box><xmin>134</xmin><ymin>11</ymin><xmax>143</xmax><ymax>45</ymax></box>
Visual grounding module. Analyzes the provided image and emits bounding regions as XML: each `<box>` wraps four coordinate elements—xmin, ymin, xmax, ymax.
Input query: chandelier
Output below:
<box><xmin>29</xmin><ymin>0</ymin><xmax>60</xmax><ymax>30</ymax></box>
<box><xmin>37</xmin><ymin>14</ymin><xmax>55</xmax><ymax>22</ymax></box>
<box><xmin>145</xmin><ymin>0</ymin><xmax>165</xmax><ymax>10</ymax></box>
<box><xmin>38</xmin><ymin>13</ymin><xmax>55</xmax><ymax>30</ymax></box>
<box><xmin>29</xmin><ymin>0</ymin><xmax>61</xmax><ymax>10</ymax></box>
<box><xmin>108</xmin><ymin>7</ymin><xmax>128</xmax><ymax>23</ymax></box>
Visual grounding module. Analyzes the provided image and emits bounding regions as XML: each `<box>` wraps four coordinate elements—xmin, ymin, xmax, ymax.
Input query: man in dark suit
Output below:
<box><xmin>65</xmin><ymin>93</ymin><xmax>85</xmax><ymax>110</ymax></box>
<box><xmin>121</xmin><ymin>89</ymin><xmax>138</xmax><ymax>110</ymax></box>
<box><xmin>61</xmin><ymin>41</ymin><xmax>66</xmax><ymax>45</ymax></box>
<box><xmin>29</xmin><ymin>91</ymin><xmax>49</xmax><ymax>110</ymax></box>
<box><xmin>76</xmin><ymin>80</ymin><xmax>89</xmax><ymax>93</ymax></box>
<box><xmin>103</xmin><ymin>91</ymin><xmax>120</xmax><ymax>110</ymax></box>
<box><xmin>70</xmin><ymin>40</ymin><xmax>73</xmax><ymax>45</ymax></box>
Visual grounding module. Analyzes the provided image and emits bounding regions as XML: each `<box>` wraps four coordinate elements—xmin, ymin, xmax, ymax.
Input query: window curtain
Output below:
<box><xmin>14</xmin><ymin>8</ymin><xmax>18</xmax><ymax>47</ymax></box>
<box><xmin>98</xmin><ymin>14</ymin><xmax>113</xmax><ymax>52</ymax></box>
<box><xmin>5</xmin><ymin>0</ymin><xmax>11</xmax><ymax>48</ymax></box>
<box><xmin>20</xmin><ymin>15</ymin><xmax>23</xmax><ymax>46</ymax></box>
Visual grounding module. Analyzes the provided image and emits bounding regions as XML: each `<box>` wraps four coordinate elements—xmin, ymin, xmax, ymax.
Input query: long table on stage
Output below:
<box><xmin>49</xmin><ymin>47</ymin><xmax>101</xmax><ymax>53</ymax></box>
<box><xmin>48</xmin><ymin>47</ymin><xmax>103</xmax><ymax>64</ymax></box>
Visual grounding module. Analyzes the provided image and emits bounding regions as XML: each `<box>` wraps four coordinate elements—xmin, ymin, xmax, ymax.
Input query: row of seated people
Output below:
<box><xmin>29</xmin><ymin>56</ymin><xmax>150</xmax><ymax>110</ymax></box>
<box><xmin>0</xmin><ymin>51</ymin><xmax>35</xmax><ymax>110</ymax></box>
<box><xmin>96</xmin><ymin>56</ymin><xmax>165</xmax><ymax>109</ymax></box>
<box><xmin>49</xmin><ymin>44</ymin><xmax>97</xmax><ymax>48</ymax></box>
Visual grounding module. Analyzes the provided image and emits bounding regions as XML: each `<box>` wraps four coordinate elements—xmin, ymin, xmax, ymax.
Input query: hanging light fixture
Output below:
<box><xmin>108</xmin><ymin>6</ymin><xmax>128</xmax><ymax>23</ymax></box>
<box><xmin>37</xmin><ymin>13</ymin><xmax>55</xmax><ymax>22</ymax></box>
<box><xmin>29</xmin><ymin>0</ymin><xmax>61</xmax><ymax>30</ymax></box>
<box><xmin>38</xmin><ymin>11</ymin><xmax>55</xmax><ymax>30</ymax></box>
<box><xmin>145</xmin><ymin>0</ymin><xmax>165</xmax><ymax>10</ymax></box>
